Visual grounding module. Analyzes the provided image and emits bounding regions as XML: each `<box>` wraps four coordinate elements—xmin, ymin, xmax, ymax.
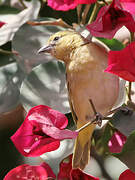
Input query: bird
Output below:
<box><xmin>37</xmin><ymin>30</ymin><xmax>119</xmax><ymax>170</ymax></box>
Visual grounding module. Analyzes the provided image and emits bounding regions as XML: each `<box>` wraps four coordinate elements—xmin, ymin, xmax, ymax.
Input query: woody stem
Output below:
<box><xmin>89</xmin><ymin>99</ymin><xmax>97</xmax><ymax>115</ymax></box>
<box><xmin>128</xmin><ymin>81</ymin><xmax>132</xmax><ymax>101</ymax></box>
<box><xmin>0</xmin><ymin>49</ymin><xmax>14</xmax><ymax>55</ymax></box>
<box><xmin>127</xmin><ymin>32</ymin><xmax>134</xmax><ymax>102</ymax></box>
<box><xmin>81</xmin><ymin>4</ymin><xmax>91</xmax><ymax>24</ymax></box>
<box><xmin>76</xmin><ymin>116</ymin><xmax>112</xmax><ymax>132</ymax></box>
<box><xmin>76</xmin><ymin>120</ymin><xmax>94</xmax><ymax>132</ymax></box>
<box><xmin>88</xmin><ymin>2</ymin><xmax>100</xmax><ymax>24</ymax></box>
<box><xmin>19</xmin><ymin>0</ymin><xmax>27</xmax><ymax>8</ymax></box>
<box><xmin>77</xmin><ymin>4</ymin><xmax>82</xmax><ymax>24</ymax></box>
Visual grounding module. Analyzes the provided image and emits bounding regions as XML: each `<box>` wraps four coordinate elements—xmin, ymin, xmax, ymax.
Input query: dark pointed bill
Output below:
<box><xmin>37</xmin><ymin>44</ymin><xmax>53</xmax><ymax>54</ymax></box>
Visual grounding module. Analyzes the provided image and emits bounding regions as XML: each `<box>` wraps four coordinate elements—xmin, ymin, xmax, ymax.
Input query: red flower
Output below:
<box><xmin>120</xmin><ymin>0</ymin><xmax>135</xmax><ymax>16</ymax></box>
<box><xmin>4</xmin><ymin>157</ymin><xmax>100</xmax><ymax>180</ymax></box>
<box><xmin>76</xmin><ymin>0</ymin><xmax>96</xmax><ymax>4</ymax></box>
<box><xmin>119</xmin><ymin>169</ymin><xmax>135</xmax><ymax>180</ymax></box>
<box><xmin>11</xmin><ymin>105</ymin><xmax>78</xmax><ymax>157</ymax></box>
<box><xmin>0</xmin><ymin>21</ymin><xmax>5</xmax><ymax>28</ymax></box>
<box><xmin>58</xmin><ymin>154</ymin><xmax>100</xmax><ymax>180</ymax></box>
<box><xmin>70</xmin><ymin>169</ymin><xmax>100</xmax><ymax>180</ymax></box>
<box><xmin>108</xmin><ymin>131</ymin><xmax>127</xmax><ymax>153</ymax></box>
<box><xmin>57</xmin><ymin>155</ymin><xmax>72</xmax><ymax>180</ymax></box>
<box><xmin>47</xmin><ymin>0</ymin><xmax>96</xmax><ymax>11</ymax></box>
<box><xmin>4</xmin><ymin>163</ymin><xmax>56</xmax><ymax>180</ymax></box>
<box><xmin>87</xmin><ymin>0</ymin><xmax>135</xmax><ymax>39</ymax></box>
<box><xmin>105</xmin><ymin>41</ymin><xmax>135</xmax><ymax>81</ymax></box>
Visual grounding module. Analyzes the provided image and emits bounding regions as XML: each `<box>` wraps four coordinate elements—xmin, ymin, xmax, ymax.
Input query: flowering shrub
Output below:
<box><xmin>2</xmin><ymin>0</ymin><xmax>135</xmax><ymax>179</ymax></box>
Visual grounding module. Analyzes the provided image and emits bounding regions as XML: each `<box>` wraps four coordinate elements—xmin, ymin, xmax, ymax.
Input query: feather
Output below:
<box><xmin>38</xmin><ymin>30</ymin><xmax>119</xmax><ymax>170</ymax></box>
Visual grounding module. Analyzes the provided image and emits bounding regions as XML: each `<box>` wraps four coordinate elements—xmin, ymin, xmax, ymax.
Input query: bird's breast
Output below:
<box><xmin>66</xmin><ymin>67</ymin><xmax>119</xmax><ymax>123</ymax></box>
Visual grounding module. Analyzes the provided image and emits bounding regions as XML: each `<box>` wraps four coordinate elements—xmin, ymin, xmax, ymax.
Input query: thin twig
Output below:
<box><xmin>76</xmin><ymin>119</ymin><xmax>96</xmax><ymax>132</ymax></box>
<box><xmin>77</xmin><ymin>4</ymin><xmax>82</xmax><ymax>24</ymax></box>
<box><xmin>101</xmin><ymin>0</ymin><xmax>109</xmax><ymax>5</ymax></box>
<box><xmin>0</xmin><ymin>49</ymin><xmax>18</xmax><ymax>55</ymax></box>
<box><xmin>27</xmin><ymin>18</ymin><xmax>73</xmax><ymax>29</ymax></box>
<box><xmin>126</xmin><ymin>32</ymin><xmax>134</xmax><ymax>102</ymax></box>
<box><xmin>18</xmin><ymin>0</ymin><xmax>27</xmax><ymax>9</ymax></box>
<box><xmin>130</xmin><ymin>32</ymin><xmax>134</xmax><ymax>42</ymax></box>
<box><xmin>88</xmin><ymin>2</ymin><xmax>100</xmax><ymax>24</ymax></box>
<box><xmin>106</xmin><ymin>106</ymin><xmax>122</xmax><ymax>116</ymax></box>
<box><xmin>128</xmin><ymin>82</ymin><xmax>132</xmax><ymax>101</ymax></box>
<box><xmin>89</xmin><ymin>99</ymin><xmax>103</xmax><ymax>126</ymax></box>
<box><xmin>76</xmin><ymin>116</ymin><xmax>112</xmax><ymax>132</ymax></box>
<box><xmin>127</xmin><ymin>32</ymin><xmax>134</xmax><ymax>102</ymax></box>
<box><xmin>89</xmin><ymin>99</ymin><xmax>97</xmax><ymax>115</ymax></box>
<box><xmin>97</xmin><ymin>0</ymin><xmax>112</xmax><ymax>5</ymax></box>
<box><xmin>81</xmin><ymin>4</ymin><xmax>91</xmax><ymax>25</ymax></box>
<box><xmin>46</xmin><ymin>177</ymin><xmax>56</xmax><ymax>180</ymax></box>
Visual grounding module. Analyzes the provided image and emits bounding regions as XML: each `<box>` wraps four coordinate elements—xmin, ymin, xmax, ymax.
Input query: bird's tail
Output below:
<box><xmin>72</xmin><ymin>123</ymin><xmax>95</xmax><ymax>170</ymax></box>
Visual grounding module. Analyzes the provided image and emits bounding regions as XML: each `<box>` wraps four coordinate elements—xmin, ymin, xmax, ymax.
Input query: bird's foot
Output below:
<box><xmin>89</xmin><ymin>99</ymin><xmax>104</xmax><ymax>127</ymax></box>
<box><xmin>92</xmin><ymin>112</ymin><xmax>103</xmax><ymax>127</ymax></box>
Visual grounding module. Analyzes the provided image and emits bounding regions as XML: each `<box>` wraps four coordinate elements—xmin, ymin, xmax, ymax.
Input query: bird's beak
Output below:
<box><xmin>37</xmin><ymin>44</ymin><xmax>53</xmax><ymax>54</ymax></box>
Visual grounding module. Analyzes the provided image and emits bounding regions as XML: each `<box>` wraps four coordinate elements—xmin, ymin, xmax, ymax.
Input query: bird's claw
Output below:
<box><xmin>92</xmin><ymin>112</ymin><xmax>103</xmax><ymax>127</ymax></box>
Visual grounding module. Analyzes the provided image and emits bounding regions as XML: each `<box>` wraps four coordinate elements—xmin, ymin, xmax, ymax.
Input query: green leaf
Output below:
<box><xmin>101</xmin><ymin>123</ymin><xmax>114</xmax><ymax>151</ymax></box>
<box><xmin>97</xmin><ymin>37</ymin><xmax>124</xmax><ymax>51</ymax></box>
<box><xmin>0</xmin><ymin>5</ymin><xmax>20</xmax><ymax>14</ymax></box>
<box><xmin>111</xmin><ymin>109</ymin><xmax>135</xmax><ymax>137</ymax></box>
<box><xmin>0</xmin><ymin>0</ymin><xmax>40</xmax><ymax>46</ymax></box>
<box><xmin>0</xmin><ymin>16</ymin><xmax>67</xmax><ymax>116</ymax></box>
<box><xmin>0</xmin><ymin>17</ymin><xmax>67</xmax><ymax>113</ymax></box>
<box><xmin>12</xmin><ymin>17</ymin><xmax>69</xmax><ymax>113</ymax></box>
<box><xmin>113</xmin><ymin>130</ymin><xmax>135</xmax><ymax>172</ymax></box>
<box><xmin>20</xmin><ymin>61</ymin><xmax>70</xmax><ymax>114</ymax></box>
<box><xmin>12</xmin><ymin>18</ymin><xmax>66</xmax><ymax>73</ymax></box>
<box><xmin>95</xmin><ymin>123</ymin><xmax>114</xmax><ymax>154</ymax></box>
<box><xmin>0</xmin><ymin>62</ymin><xmax>25</xmax><ymax>113</ymax></box>
<box><xmin>65</xmin><ymin>112</ymin><xmax>76</xmax><ymax>130</ymax></box>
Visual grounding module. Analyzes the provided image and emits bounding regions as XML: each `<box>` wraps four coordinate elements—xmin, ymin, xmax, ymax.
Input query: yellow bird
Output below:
<box><xmin>38</xmin><ymin>30</ymin><xmax>119</xmax><ymax>170</ymax></box>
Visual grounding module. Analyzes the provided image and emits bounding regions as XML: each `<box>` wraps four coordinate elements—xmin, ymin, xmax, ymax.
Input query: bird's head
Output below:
<box><xmin>38</xmin><ymin>30</ymin><xmax>86</xmax><ymax>63</ymax></box>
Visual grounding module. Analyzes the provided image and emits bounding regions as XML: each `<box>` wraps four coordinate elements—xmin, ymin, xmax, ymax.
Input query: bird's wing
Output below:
<box><xmin>66</xmin><ymin>77</ymin><xmax>78</xmax><ymax>124</ymax></box>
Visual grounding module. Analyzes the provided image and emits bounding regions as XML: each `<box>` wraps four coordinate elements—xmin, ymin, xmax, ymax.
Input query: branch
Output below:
<box><xmin>18</xmin><ymin>0</ymin><xmax>27</xmax><ymax>9</ymax></box>
<box><xmin>77</xmin><ymin>4</ymin><xmax>82</xmax><ymax>24</ymax></box>
<box><xmin>0</xmin><ymin>49</ymin><xmax>18</xmax><ymax>55</ymax></box>
<box><xmin>128</xmin><ymin>82</ymin><xmax>132</xmax><ymax>101</ymax></box>
<box><xmin>27</xmin><ymin>19</ymin><xmax>73</xmax><ymax>29</ymax></box>
<box><xmin>81</xmin><ymin>4</ymin><xmax>91</xmax><ymax>24</ymax></box>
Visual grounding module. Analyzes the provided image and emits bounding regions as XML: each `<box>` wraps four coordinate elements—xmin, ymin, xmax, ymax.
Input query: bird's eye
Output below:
<box><xmin>53</xmin><ymin>36</ymin><xmax>60</xmax><ymax>41</ymax></box>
